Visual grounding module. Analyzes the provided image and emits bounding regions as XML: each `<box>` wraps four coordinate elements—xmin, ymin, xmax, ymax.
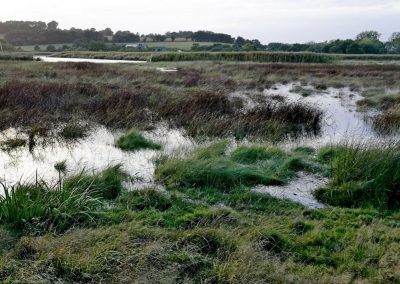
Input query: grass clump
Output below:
<box><xmin>156</xmin><ymin>142</ymin><xmax>284</xmax><ymax>189</ymax></box>
<box><xmin>0</xmin><ymin>166</ymin><xmax>126</xmax><ymax>233</ymax></box>
<box><xmin>63</xmin><ymin>165</ymin><xmax>126</xmax><ymax>200</ymax></box>
<box><xmin>230</xmin><ymin>146</ymin><xmax>285</xmax><ymax>164</ymax></box>
<box><xmin>156</xmin><ymin>142</ymin><xmax>322</xmax><ymax>190</ymax></box>
<box><xmin>0</xmin><ymin>184</ymin><xmax>102</xmax><ymax>234</ymax></box>
<box><xmin>59</xmin><ymin>123</ymin><xmax>88</xmax><ymax>140</ymax></box>
<box><xmin>117</xmin><ymin>189</ymin><xmax>173</xmax><ymax>211</ymax></box>
<box><xmin>314</xmin><ymin>143</ymin><xmax>400</xmax><ymax>210</ymax></box>
<box><xmin>373</xmin><ymin>108</ymin><xmax>400</xmax><ymax>135</ymax></box>
<box><xmin>0</xmin><ymin>138</ymin><xmax>26</xmax><ymax>151</ymax></box>
<box><xmin>116</xmin><ymin>130</ymin><xmax>161</xmax><ymax>151</ymax></box>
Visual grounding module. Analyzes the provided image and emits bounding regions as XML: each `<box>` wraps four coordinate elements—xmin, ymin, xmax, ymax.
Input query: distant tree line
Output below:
<box><xmin>1</xmin><ymin>21</ymin><xmax>400</xmax><ymax>54</ymax></box>
<box><xmin>266</xmin><ymin>31</ymin><xmax>400</xmax><ymax>54</ymax></box>
<box><xmin>0</xmin><ymin>21</ymin><xmax>255</xmax><ymax>48</ymax></box>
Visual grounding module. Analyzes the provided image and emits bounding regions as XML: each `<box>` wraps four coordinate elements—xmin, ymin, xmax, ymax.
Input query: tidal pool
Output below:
<box><xmin>0</xmin><ymin>125</ymin><xmax>195</xmax><ymax>193</ymax></box>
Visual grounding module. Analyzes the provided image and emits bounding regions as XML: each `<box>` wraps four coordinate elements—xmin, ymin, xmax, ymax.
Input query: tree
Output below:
<box><xmin>0</xmin><ymin>39</ymin><xmax>15</xmax><ymax>51</ymax></box>
<box><xmin>34</xmin><ymin>45</ymin><xmax>41</xmax><ymax>51</ymax></box>
<box><xmin>102</xmin><ymin>28</ymin><xmax>114</xmax><ymax>36</ymax></box>
<box><xmin>113</xmin><ymin>31</ymin><xmax>140</xmax><ymax>43</ymax></box>
<box><xmin>356</xmin><ymin>31</ymin><xmax>381</xmax><ymax>41</ymax></box>
<box><xmin>47</xmin><ymin>21</ymin><xmax>59</xmax><ymax>31</ymax></box>
<box><xmin>387</xmin><ymin>32</ymin><xmax>400</xmax><ymax>53</ymax></box>
<box><xmin>46</xmin><ymin>45</ymin><xmax>56</xmax><ymax>52</ymax></box>
<box><xmin>242</xmin><ymin>43</ymin><xmax>256</xmax><ymax>51</ymax></box>
<box><xmin>235</xmin><ymin>36</ymin><xmax>246</xmax><ymax>46</ymax></box>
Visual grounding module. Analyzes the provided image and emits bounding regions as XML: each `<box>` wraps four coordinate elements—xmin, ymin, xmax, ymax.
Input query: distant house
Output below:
<box><xmin>125</xmin><ymin>43</ymin><xmax>148</xmax><ymax>50</ymax></box>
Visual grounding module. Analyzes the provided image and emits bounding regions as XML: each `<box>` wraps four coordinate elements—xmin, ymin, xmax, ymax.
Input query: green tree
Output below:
<box><xmin>356</xmin><ymin>31</ymin><xmax>381</xmax><ymax>41</ymax></box>
<box><xmin>47</xmin><ymin>21</ymin><xmax>59</xmax><ymax>31</ymax></box>
<box><xmin>387</xmin><ymin>32</ymin><xmax>400</xmax><ymax>53</ymax></box>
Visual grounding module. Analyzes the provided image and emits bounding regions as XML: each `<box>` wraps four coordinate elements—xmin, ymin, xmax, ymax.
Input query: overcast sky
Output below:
<box><xmin>1</xmin><ymin>0</ymin><xmax>399</xmax><ymax>43</ymax></box>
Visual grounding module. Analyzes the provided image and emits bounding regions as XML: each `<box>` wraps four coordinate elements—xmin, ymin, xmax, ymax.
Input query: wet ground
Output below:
<box><xmin>1</xmin><ymin>82</ymin><xmax>398</xmax><ymax>207</ymax></box>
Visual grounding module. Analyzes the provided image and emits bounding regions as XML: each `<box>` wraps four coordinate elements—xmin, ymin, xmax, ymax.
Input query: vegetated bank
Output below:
<box><xmin>49</xmin><ymin>51</ymin><xmax>334</xmax><ymax>63</ymax></box>
<box><xmin>0</xmin><ymin>59</ymin><xmax>399</xmax><ymax>282</ymax></box>
<box><xmin>1</xmin><ymin>142</ymin><xmax>399</xmax><ymax>283</ymax></box>
<box><xmin>1</xmin><ymin>60</ymin><xmax>399</xmax><ymax>141</ymax></box>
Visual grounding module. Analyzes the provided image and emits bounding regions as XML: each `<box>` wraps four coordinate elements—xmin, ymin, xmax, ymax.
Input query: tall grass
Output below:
<box><xmin>0</xmin><ymin>54</ymin><xmax>34</xmax><ymax>61</ymax></box>
<box><xmin>150</xmin><ymin>52</ymin><xmax>335</xmax><ymax>63</ymax></box>
<box><xmin>314</xmin><ymin>143</ymin><xmax>400</xmax><ymax>209</ymax></box>
<box><xmin>52</xmin><ymin>51</ymin><xmax>334</xmax><ymax>63</ymax></box>
<box><xmin>0</xmin><ymin>166</ymin><xmax>127</xmax><ymax>233</ymax></box>
<box><xmin>0</xmin><ymin>183</ymin><xmax>102</xmax><ymax>233</ymax></box>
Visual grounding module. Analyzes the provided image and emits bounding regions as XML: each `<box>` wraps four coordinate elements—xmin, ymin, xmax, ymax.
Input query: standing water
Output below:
<box><xmin>0</xmin><ymin>125</ymin><xmax>195</xmax><ymax>194</ymax></box>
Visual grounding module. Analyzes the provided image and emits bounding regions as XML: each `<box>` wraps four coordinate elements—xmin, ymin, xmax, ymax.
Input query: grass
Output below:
<box><xmin>0</xmin><ymin>60</ymin><xmax>398</xmax><ymax>141</ymax></box>
<box><xmin>0</xmin><ymin>59</ymin><xmax>400</xmax><ymax>282</ymax></box>
<box><xmin>0</xmin><ymin>166</ymin><xmax>126</xmax><ymax>233</ymax></box>
<box><xmin>116</xmin><ymin>129</ymin><xmax>161</xmax><ymax>151</ymax></box>
<box><xmin>0</xmin><ymin>144</ymin><xmax>399</xmax><ymax>282</ymax></box>
<box><xmin>50</xmin><ymin>51</ymin><xmax>335</xmax><ymax>63</ymax></box>
<box><xmin>0</xmin><ymin>54</ymin><xmax>34</xmax><ymax>61</ymax></box>
<box><xmin>0</xmin><ymin>183</ymin><xmax>399</xmax><ymax>283</ymax></box>
<box><xmin>0</xmin><ymin>138</ymin><xmax>26</xmax><ymax>150</ymax></box>
<box><xmin>373</xmin><ymin>108</ymin><xmax>400</xmax><ymax>135</ymax></box>
<box><xmin>63</xmin><ymin>165</ymin><xmax>126</xmax><ymax>200</ymax></box>
<box><xmin>155</xmin><ymin>141</ymin><xmax>323</xmax><ymax>190</ymax></box>
<box><xmin>59</xmin><ymin>123</ymin><xmax>89</xmax><ymax>140</ymax></box>
<box><xmin>314</xmin><ymin>143</ymin><xmax>400</xmax><ymax>210</ymax></box>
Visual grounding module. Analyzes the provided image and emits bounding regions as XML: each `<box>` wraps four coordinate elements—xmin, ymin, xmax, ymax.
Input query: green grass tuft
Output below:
<box><xmin>230</xmin><ymin>146</ymin><xmax>285</xmax><ymax>164</ymax></box>
<box><xmin>64</xmin><ymin>165</ymin><xmax>126</xmax><ymax>200</ymax></box>
<box><xmin>315</xmin><ymin>144</ymin><xmax>400</xmax><ymax>209</ymax></box>
<box><xmin>116</xmin><ymin>130</ymin><xmax>161</xmax><ymax>151</ymax></box>
<box><xmin>156</xmin><ymin>143</ymin><xmax>325</xmax><ymax>191</ymax></box>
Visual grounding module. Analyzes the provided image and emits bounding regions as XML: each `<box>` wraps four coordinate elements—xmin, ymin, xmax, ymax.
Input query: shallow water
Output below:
<box><xmin>1</xmin><ymin>82</ymin><xmax>397</xmax><ymax>207</ymax></box>
<box><xmin>34</xmin><ymin>56</ymin><xmax>147</xmax><ymax>64</ymax></box>
<box><xmin>252</xmin><ymin>172</ymin><xmax>328</xmax><ymax>209</ymax></box>
<box><xmin>0</xmin><ymin>125</ymin><xmax>195</xmax><ymax>194</ymax></box>
<box><xmin>231</xmin><ymin>82</ymin><xmax>398</xmax><ymax>148</ymax></box>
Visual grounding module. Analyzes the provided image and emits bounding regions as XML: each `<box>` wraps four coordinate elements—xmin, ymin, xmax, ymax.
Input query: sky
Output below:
<box><xmin>1</xmin><ymin>0</ymin><xmax>399</xmax><ymax>43</ymax></box>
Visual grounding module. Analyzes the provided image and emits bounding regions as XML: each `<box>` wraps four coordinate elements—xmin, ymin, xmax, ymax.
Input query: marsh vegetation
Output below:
<box><xmin>0</xmin><ymin>59</ymin><xmax>399</xmax><ymax>283</ymax></box>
